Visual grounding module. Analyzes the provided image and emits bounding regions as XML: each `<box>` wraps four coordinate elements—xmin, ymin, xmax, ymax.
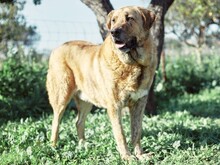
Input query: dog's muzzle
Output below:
<box><xmin>110</xmin><ymin>28</ymin><xmax>138</xmax><ymax>53</ymax></box>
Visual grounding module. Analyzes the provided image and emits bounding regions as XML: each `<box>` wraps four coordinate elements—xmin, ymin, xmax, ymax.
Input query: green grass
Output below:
<box><xmin>0</xmin><ymin>87</ymin><xmax>220</xmax><ymax>165</ymax></box>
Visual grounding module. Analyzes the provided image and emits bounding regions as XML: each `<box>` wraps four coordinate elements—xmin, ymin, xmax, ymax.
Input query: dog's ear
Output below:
<box><xmin>138</xmin><ymin>7</ymin><xmax>156</xmax><ymax>29</ymax></box>
<box><xmin>106</xmin><ymin>10</ymin><xmax>114</xmax><ymax>30</ymax></box>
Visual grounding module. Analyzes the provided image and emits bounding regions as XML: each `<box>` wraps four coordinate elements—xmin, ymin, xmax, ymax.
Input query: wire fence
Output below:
<box><xmin>28</xmin><ymin>19</ymin><xmax>103</xmax><ymax>52</ymax></box>
<box><xmin>27</xmin><ymin>18</ymin><xmax>220</xmax><ymax>57</ymax></box>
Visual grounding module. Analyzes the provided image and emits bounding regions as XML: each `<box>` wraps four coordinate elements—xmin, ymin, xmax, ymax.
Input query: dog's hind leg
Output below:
<box><xmin>74</xmin><ymin>96</ymin><xmax>93</xmax><ymax>144</ymax></box>
<box><xmin>51</xmin><ymin>105</ymin><xmax>66</xmax><ymax>146</ymax></box>
<box><xmin>47</xmin><ymin>64</ymin><xmax>75</xmax><ymax>146</ymax></box>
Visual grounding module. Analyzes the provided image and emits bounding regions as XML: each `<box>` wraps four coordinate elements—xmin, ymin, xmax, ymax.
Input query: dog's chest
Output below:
<box><xmin>118</xmin><ymin>66</ymin><xmax>150</xmax><ymax>102</ymax></box>
<box><xmin>130</xmin><ymin>88</ymin><xmax>148</xmax><ymax>101</ymax></box>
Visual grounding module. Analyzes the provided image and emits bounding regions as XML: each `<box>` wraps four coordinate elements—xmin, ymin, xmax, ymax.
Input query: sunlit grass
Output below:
<box><xmin>0</xmin><ymin>87</ymin><xmax>220</xmax><ymax>164</ymax></box>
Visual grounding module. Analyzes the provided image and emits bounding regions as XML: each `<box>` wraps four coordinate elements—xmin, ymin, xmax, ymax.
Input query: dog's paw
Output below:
<box><xmin>51</xmin><ymin>141</ymin><xmax>57</xmax><ymax>147</ymax></box>
<box><xmin>122</xmin><ymin>154</ymin><xmax>136</xmax><ymax>161</ymax></box>
<box><xmin>76</xmin><ymin>139</ymin><xmax>89</xmax><ymax>150</ymax></box>
<box><xmin>135</xmin><ymin>152</ymin><xmax>153</xmax><ymax>161</ymax></box>
<box><xmin>78</xmin><ymin>139</ymin><xmax>85</xmax><ymax>146</ymax></box>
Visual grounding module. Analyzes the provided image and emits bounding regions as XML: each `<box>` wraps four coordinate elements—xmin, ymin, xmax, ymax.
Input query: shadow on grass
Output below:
<box><xmin>145</xmin><ymin>89</ymin><xmax>220</xmax><ymax>151</ymax></box>
<box><xmin>143</xmin><ymin>122</ymin><xmax>220</xmax><ymax>152</ymax></box>
<box><xmin>0</xmin><ymin>97</ymin><xmax>52</xmax><ymax>126</ymax></box>
<box><xmin>0</xmin><ymin>96</ymin><xmax>96</xmax><ymax>126</ymax></box>
<box><xmin>179</xmin><ymin>100</ymin><xmax>220</xmax><ymax>118</ymax></box>
<box><xmin>158</xmin><ymin>95</ymin><xmax>220</xmax><ymax>119</ymax></box>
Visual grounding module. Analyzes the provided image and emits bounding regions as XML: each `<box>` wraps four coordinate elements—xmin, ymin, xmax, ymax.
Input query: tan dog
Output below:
<box><xmin>46</xmin><ymin>6</ymin><xmax>157</xmax><ymax>160</ymax></box>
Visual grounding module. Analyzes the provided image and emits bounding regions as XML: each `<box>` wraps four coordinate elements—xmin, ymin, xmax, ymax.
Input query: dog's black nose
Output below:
<box><xmin>110</xmin><ymin>28</ymin><xmax>122</xmax><ymax>37</ymax></box>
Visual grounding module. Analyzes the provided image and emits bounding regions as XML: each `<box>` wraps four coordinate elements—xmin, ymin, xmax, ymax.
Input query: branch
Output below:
<box><xmin>0</xmin><ymin>0</ymin><xmax>41</xmax><ymax>5</ymax></box>
<box><xmin>184</xmin><ymin>40</ymin><xmax>198</xmax><ymax>48</ymax></box>
<box><xmin>172</xmin><ymin>28</ymin><xmax>198</xmax><ymax>48</ymax></box>
<box><xmin>206</xmin><ymin>16</ymin><xmax>220</xmax><ymax>26</ymax></box>
<box><xmin>80</xmin><ymin>0</ymin><xmax>113</xmax><ymax>40</ymax></box>
<box><xmin>147</xmin><ymin>0</ymin><xmax>175</xmax><ymax>63</ymax></box>
<box><xmin>0</xmin><ymin>0</ymin><xmax>14</xmax><ymax>3</ymax></box>
<box><xmin>148</xmin><ymin>0</ymin><xmax>174</xmax><ymax>15</ymax></box>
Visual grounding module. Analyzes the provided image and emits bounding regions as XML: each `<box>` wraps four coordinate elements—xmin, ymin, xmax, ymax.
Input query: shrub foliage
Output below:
<box><xmin>0</xmin><ymin>57</ymin><xmax>50</xmax><ymax>121</ymax></box>
<box><xmin>156</xmin><ymin>55</ymin><xmax>220</xmax><ymax>97</ymax></box>
<box><xmin>0</xmin><ymin>54</ymin><xmax>219</xmax><ymax>121</ymax></box>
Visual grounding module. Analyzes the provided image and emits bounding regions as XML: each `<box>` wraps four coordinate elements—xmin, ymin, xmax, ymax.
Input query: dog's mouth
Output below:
<box><xmin>114</xmin><ymin>37</ymin><xmax>138</xmax><ymax>52</ymax></box>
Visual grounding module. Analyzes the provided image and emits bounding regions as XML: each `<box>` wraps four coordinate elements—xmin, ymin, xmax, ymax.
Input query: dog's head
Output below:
<box><xmin>107</xmin><ymin>6</ymin><xmax>156</xmax><ymax>53</ymax></box>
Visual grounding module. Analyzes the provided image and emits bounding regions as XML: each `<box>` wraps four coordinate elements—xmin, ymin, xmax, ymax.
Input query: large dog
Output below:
<box><xmin>46</xmin><ymin>6</ymin><xmax>157</xmax><ymax>160</ymax></box>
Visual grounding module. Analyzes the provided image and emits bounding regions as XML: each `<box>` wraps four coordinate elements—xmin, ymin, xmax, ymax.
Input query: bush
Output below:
<box><xmin>0</xmin><ymin>53</ymin><xmax>219</xmax><ymax>121</ymax></box>
<box><xmin>156</xmin><ymin>55</ymin><xmax>220</xmax><ymax>98</ymax></box>
<box><xmin>0</xmin><ymin>57</ymin><xmax>50</xmax><ymax>121</ymax></box>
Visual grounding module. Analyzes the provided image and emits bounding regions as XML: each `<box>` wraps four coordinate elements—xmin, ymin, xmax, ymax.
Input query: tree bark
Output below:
<box><xmin>148</xmin><ymin>0</ymin><xmax>174</xmax><ymax>65</ymax></box>
<box><xmin>80</xmin><ymin>0</ymin><xmax>174</xmax><ymax>115</ymax></box>
<box><xmin>145</xmin><ymin>0</ymin><xmax>174</xmax><ymax>115</ymax></box>
<box><xmin>161</xmin><ymin>50</ymin><xmax>167</xmax><ymax>82</ymax></box>
<box><xmin>80</xmin><ymin>0</ymin><xmax>113</xmax><ymax>40</ymax></box>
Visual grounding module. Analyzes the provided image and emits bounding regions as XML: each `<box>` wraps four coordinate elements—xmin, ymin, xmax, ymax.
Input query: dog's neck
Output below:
<box><xmin>103</xmin><ymin>35</ymin><xmax>155</xmax><ymax>67</ymax></box>
<box><xmin>129</xmin><ymin>34</ymin><xmax>156</xmax><ymax>67</ymax></box>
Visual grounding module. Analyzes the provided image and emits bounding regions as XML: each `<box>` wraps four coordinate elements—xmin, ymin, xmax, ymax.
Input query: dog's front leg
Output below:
<box><xmin>107</xmin><ymin>107</ymin><xmax>132</xmax><ymax>160</ymax></box>
<box><xmin>129</xmin><ymin>96</ymin><xmax>149</xmax><ymax>160</ymax></box>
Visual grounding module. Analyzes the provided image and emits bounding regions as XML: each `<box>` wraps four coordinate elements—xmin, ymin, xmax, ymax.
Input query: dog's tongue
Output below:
<box><xmin>115</xmin><ymin>43</ymin><xmax>125</xmax><ymax>48</ymax></box>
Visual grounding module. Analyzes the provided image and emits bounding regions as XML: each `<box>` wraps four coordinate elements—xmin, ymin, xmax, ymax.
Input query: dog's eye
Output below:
<box><xmin>112</xmin><ymin>18</ymin><xmax>116</xmax><ymax>23</ymax></box>
<box><xmin>126</xmin><ymin>16</ymin><xmax>134</xmax><ymax>22</ymax></box>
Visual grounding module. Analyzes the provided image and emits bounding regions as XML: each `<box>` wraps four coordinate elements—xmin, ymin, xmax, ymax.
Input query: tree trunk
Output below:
<box><xmin>148</xmin><ymin>1</ymin><xmax>173</xmax><ymax>65</ymax></box>
<box><xmin>80</xmin><ymin>0</ymin><xmax>113</xmax><ymax>40</ymax></box>
<box><xmin>161</xmin><ymin>50</ymin><xmax>167</xmax><ymax>82</ymax></box>
<box><xmin>145</xmin><ymin>0</ymin><xmax>174</xmax><ymax>115</ymax></box>
<box><xmin>80</xmin><ymin>0</ymin><xmax>174</xmax><ymax>115</ymax></box>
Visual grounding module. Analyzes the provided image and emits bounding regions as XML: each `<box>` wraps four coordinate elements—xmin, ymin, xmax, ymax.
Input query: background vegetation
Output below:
<box><xmin>0</xmin><ymin>0</ymin><xmax>220</xmax><ymax>164</ymax></box>
<box><xmin>0</xmin><ymin>51</ymin><xmax>219</xmax><ymax>164</ymax></box>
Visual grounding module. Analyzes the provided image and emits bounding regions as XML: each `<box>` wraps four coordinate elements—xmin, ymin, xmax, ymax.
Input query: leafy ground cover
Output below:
<box><xmin>0</xmin><ymin>55</ymin><xmax>219</xmax><ymax>164</ymax></box>
<box><xmin>0</xmin><ymin>87</ymin><xmax>219</xmax><ymax>165</ymax></box>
